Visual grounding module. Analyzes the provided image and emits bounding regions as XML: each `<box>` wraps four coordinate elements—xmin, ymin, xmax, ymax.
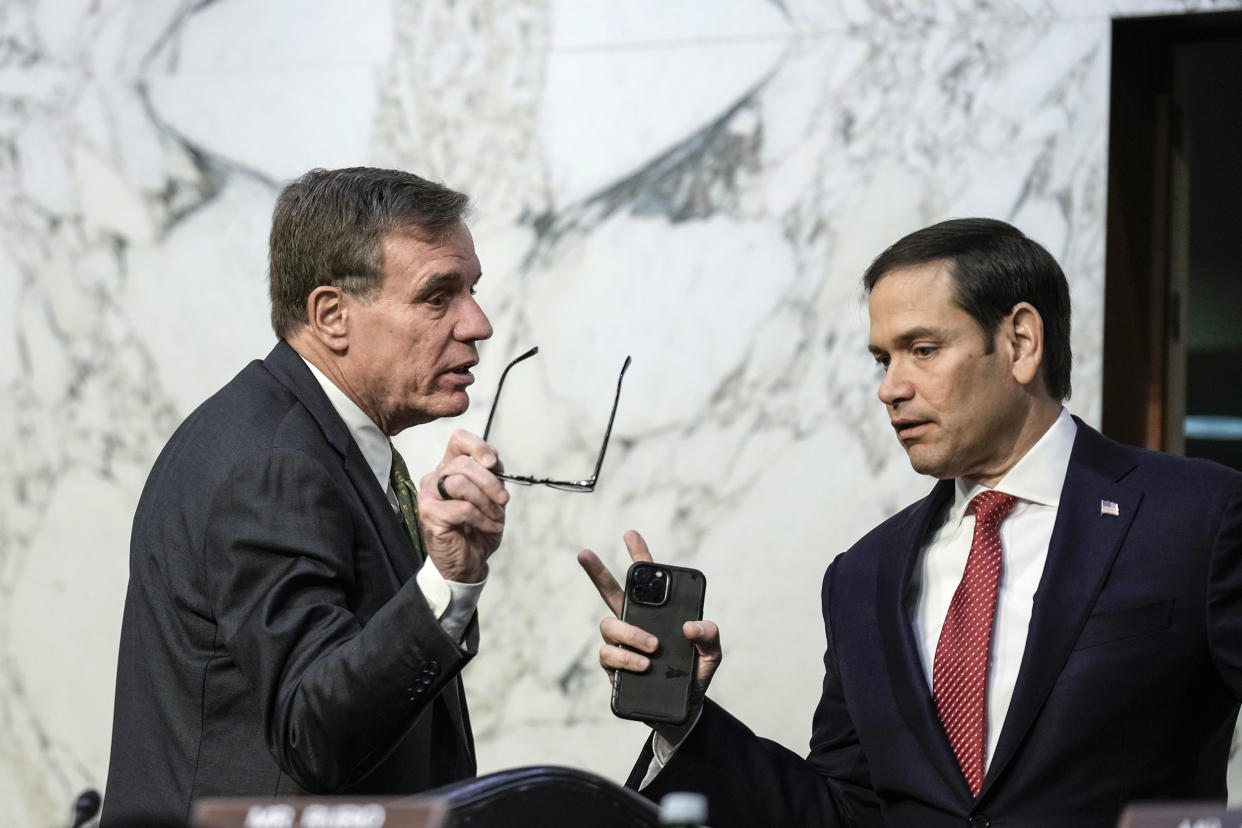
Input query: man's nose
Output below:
<box><xmin>456</xmin><ymin>294</ymin><xmax>493</xmax><ymax>342</ymax></box>
<box><xmin>877</xmin><ymin>361</ymin><xmax>912</xmax><ymax>407</ymax></box>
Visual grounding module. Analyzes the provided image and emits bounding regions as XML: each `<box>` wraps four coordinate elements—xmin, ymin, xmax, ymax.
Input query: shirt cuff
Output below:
<box><xmin>637</xmin><ymin>707</ymin><xmax>703</xmax><ymax>790</ymax></box>
<box><xmin>416</xmin><ymin>562</ymin><xmax>486</xmax><ymax>644</ymax></box>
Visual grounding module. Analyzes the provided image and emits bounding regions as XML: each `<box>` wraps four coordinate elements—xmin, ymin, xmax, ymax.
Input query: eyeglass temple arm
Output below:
<box><xmin>585</xmin><ymin>355</ymin><xmax>632</xmax><ymax>483</ymax></box>
<box><xmin>483</xmin><ymin>346</ymin><xmax>539</xmax><ymax>440</ymax></box>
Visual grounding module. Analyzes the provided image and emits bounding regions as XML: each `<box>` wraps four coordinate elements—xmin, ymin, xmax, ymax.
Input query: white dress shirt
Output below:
<box><xmin>644</xmin><ymin>408</ymin><xmax>1077</xmax><ymax>786</ymax></box>
<box><xmin>301</xmin><ymin>356</ymin><xmax>485</xmax><ymax>644</ymax></box>
<box><xmin>912</xmin><ymin>407</ymin><xmax>1076</xmax><ymax>767</ymax></box>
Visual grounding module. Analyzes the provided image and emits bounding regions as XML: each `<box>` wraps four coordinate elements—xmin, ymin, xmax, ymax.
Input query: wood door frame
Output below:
<box><xmin>1103</xmin><ymin>11</ymin><xmax>1242</xmax><ymax>449</ymax></box>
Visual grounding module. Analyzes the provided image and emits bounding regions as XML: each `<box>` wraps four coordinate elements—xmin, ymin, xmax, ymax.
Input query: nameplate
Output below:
<box><xmin>191</xmin><ymin>796</ymin><xmax>449</xmax><ymax>828</ymax></box>
<box><xmin>1118</xmin><ymin>803</ymin><xmax>1242</xmax><ymax>828</ymax></box>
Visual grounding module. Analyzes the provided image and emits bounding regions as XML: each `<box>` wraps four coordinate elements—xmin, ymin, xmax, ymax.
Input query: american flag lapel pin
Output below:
<box><xmin>1100</xmin><ymin>500</ymin><xmax>1120</xmax><ymax>517</ymax></box>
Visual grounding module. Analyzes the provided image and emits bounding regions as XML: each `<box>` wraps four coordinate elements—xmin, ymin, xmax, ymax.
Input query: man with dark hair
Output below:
<box><xmin>103</xmin><ymin>167</ymin><xmax>508</xmax><ymax>825</ymax></box>
<box><xmin>583</xmin><ymin>218</ymin><xmax>1242</xmax><ymax>826</ymax></box>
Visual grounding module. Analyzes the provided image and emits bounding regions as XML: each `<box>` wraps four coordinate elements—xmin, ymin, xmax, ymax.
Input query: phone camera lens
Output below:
<box><xmin>630</xmin><ymin>564</ymin><xmax>670</xmax><ymax>606</ymax></box>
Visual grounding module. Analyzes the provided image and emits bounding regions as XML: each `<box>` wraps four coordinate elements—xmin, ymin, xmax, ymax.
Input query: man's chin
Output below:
<box><xmin>428</xmin><ymin>391</ymin><xmax>471</xmax><ymax>419</ymax></box>
<box><xmin>905</xmin><ymin>447</ymin><xmax>951</xmax><ymax>479</ymax></box>
<box><xmin>389</xmin><ymin>393</ymin><xmax>471</xmax><ymax>433</ymax></box>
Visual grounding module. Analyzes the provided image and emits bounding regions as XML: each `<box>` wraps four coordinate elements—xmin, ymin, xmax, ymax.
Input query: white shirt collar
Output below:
<box><xmin>947</xmin><ymin>408</ymin><xmax>1077</xmax><ymax>525</ymax></box>
<box><xmin>300</xmin><ymin>355</ymin><xmax>392</xmax><ymax>491</ymax></box>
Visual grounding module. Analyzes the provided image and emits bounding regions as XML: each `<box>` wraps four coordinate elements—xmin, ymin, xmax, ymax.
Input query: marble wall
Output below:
<box><xmin>3</xmin><ymin>0</ymin><xmax>1240</xmax><ymax>824</ymax></box>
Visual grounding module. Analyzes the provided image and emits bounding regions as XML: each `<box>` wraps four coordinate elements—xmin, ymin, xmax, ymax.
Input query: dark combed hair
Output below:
<box><xmin>268</xmin><ymin>167</ymin><xmax>471</xmax><ymax>338</ymax></box>
<box><xmin>861</xmin><ymin>217</ymin><xmax>1072</xmax><ymax>401</ymax></box>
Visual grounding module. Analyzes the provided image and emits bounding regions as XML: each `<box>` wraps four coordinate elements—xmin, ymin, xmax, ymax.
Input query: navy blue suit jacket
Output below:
<box><xmin>633</xmin><ymin>421</ymin><xmax>1242</xmax><ymax>827</ymax></box>
<box><xmin>103</xmin><ymin>341</ymin><xmax>476</xmax><ymax>825</ymax></box>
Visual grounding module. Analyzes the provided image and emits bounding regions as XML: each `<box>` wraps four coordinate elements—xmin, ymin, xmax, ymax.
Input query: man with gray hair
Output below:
<box><xmin>103</xmin><ymin>167</ymin><xmax>508</xmax><ymax>825</ymax></box>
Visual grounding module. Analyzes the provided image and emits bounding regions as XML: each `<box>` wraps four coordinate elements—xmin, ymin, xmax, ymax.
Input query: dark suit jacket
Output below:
<box><xmin>633</xmin><ymin>420</ymin><xmax>1242</xmax><ymax>827</ymax></box>
<box><xmin>102</xmin><ymin>341</ymin><xmax>477</xmax><ymax>826</ymax></box>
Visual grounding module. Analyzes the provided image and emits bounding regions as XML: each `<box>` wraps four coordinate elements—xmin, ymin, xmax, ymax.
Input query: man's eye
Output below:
<box><xmin>912</xmin><ymin>346</ymin><xmax>936</xmax><ymax>358</ymax></box>
<box><xmin>426</xmin><ymin>293</ymin><xmax>450</xmax><ymax>307</ymax></box>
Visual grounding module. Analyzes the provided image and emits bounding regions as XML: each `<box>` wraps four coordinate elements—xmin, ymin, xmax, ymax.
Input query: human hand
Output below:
<box><xmin>418</xmin><ymin>429</ymin><xmax>508</xmax><ymax>582</ymax></box>
<box><xmin>577</xmin><ymin>529</ymin><xmax>722</xmax><ymax>737</ymax></box>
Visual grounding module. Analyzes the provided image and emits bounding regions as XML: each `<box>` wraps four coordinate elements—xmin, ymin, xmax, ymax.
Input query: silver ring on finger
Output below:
<box><xmin>437</xmin><ymin>474</ymin><xmax>454</xmax><ymax>500</ymax></box>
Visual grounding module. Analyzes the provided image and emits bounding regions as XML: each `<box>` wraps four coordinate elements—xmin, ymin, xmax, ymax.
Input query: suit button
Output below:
<box><xmin>969</xmin><ymin>816</ymin><xmax>990</xmax><ymax>828</ymax></box>
<box><xmin>426</xmin><ymin>660</ymin><xmax>440</xmax><ymax>674</ymax></box>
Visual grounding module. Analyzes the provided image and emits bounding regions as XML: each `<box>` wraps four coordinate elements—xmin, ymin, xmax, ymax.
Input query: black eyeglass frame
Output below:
<box><xmin>482</xmin><ymin>346</ymin><xmax>632</xmax><ymax>492</ymax></box>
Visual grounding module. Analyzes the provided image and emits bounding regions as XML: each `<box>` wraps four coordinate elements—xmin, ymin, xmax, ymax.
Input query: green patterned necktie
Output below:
<box><xmin>389</xmin><ymin>445</ymin><xmax>427</xmax><ymax>564</ymax></box>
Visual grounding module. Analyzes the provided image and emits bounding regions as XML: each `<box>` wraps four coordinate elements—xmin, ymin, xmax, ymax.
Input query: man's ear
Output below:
<box><xmin>305</xmin><ymin>286</ymin><xmax>350</xmax><ymax>353</ymax></box>
<box><xmin>1007</xmin><ymin>301</ymin><xmax>1045</xmax><ymax>388</ymax></box>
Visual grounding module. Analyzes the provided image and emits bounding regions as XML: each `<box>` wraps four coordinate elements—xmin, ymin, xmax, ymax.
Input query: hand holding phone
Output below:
<box><xmin>578</xmin><ymin>530</ymin><xmax>723</xmax><ymax>730</ymax></box>
<box><xmin>611</xmin><ymin>561</ymin><xmax>707</xmax><ymax>725</ymax></box>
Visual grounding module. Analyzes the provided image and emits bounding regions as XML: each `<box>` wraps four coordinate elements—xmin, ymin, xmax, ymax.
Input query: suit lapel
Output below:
<box><xmin>981</xmin><ymin>422</ymin><xmax>1141</xmax><ymax>798</ymax></box>
<box><xmin>876</xmin><ymin>480</ymin><xmax>975</xmax><ymax>802</ymax></box>
<box><xmin>262</xmin><ymin>341</ymin><xmax>417</xmax><ymax>584</ymax></box>
<box><xmin>343</xmin><ymin>444</ymin><xmax>419</xmax><ymax>583</ymax></box>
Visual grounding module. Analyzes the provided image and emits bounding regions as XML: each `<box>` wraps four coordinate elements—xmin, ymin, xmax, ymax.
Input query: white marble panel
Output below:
<box><xmin>550</xmin><ymin>0</ymin><xmax>793</xmax><ymax>48</ymax></box>
<box><xmin>780</xmin><ymin>0</ymin><xmax>1242</xmax><ymax>26</ymax></box>
<box><xmin>144</xmin><ymin>1</ymin><xmax>393</xmax><ymax>181</ymax></box>
<box><xmin>2</xmin><ymin>0</ymin><xmax>1241</xmax><ymax>824</ymax></box>
<box><xmin>540</xmin><ymin>38</ymin><xmax>788</xmax><ymax>207</ymax></box>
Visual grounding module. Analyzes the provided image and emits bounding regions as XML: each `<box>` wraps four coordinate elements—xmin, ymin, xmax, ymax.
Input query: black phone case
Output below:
<box><xmin>611</xmin><ymin>562</ymin><xmax>707</xmax><ymax>726</ymax></box>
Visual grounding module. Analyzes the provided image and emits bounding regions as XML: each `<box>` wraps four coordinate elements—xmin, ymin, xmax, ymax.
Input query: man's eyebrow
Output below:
<box><xmin>892</xmin><ymin>326</ymin><xmax>949</xmax><ymax>346</ymax></box>
<box><xmin>418</xmin><ymin>271</ymin><xmax>468</xmax><ymax>292</ymax></box>
<box><xmin>869</xmin><ymin>325</ymin><xmax>950</xmax><ymax>355</ymax></box>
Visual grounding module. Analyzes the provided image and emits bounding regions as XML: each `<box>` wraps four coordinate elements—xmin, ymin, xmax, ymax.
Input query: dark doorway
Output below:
<box><xmin>1104</xmin><ymin>12</ymin><xmax>1242</xmax><ymax>471</ymax></box>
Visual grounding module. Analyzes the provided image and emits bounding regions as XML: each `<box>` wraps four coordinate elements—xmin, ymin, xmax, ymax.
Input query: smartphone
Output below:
<box><xmin>611</xmin><ymin>561</ymin><xmax>707</xmax><ymax>726</ymax></box>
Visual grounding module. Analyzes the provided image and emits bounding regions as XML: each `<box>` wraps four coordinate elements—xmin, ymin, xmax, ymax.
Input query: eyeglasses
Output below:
<box><xmin>482</xmin><ymin>346</ymin><xmax>632</xmax><ymax>492</ymax></box>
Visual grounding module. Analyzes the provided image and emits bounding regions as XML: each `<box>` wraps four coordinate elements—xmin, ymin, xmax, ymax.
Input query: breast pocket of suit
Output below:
<box><xmin>1072</xmin><ymin>600</ymin><xmax>1174</xmax><ymax>651</ymax></box>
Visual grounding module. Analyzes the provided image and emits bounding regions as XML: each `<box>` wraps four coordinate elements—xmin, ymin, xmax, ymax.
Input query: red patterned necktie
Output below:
<box><xmin>932</xmin><ymin>490</ymin><xmax>1019</xmax><ymax>797</ymax></box>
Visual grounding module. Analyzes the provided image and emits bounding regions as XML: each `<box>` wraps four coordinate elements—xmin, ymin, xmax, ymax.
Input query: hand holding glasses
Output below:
<box><xmin>482</xmin><ymin>347</ymin><xmax>631</xmax><ymax>492</ymax></box>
